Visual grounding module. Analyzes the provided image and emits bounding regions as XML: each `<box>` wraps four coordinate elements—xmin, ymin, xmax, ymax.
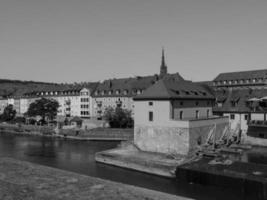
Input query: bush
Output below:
<box><xmin>103</xmin><ymin>107</ymin><xmax>133</xmax><ymax>128</ymax></box>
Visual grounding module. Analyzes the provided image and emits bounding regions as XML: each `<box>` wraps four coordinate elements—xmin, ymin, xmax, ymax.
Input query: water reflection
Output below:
<box><xmin>0</xmin><ymin>133</ymin><xmax>246</xmax><ymax>200</ymax></box>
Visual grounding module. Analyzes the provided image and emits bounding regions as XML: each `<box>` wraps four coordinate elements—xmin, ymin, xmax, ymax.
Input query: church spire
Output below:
<box><xmin>160</xmin><ymin>48</ymin><xmax>167</xmax><ymax>78</ymax></box>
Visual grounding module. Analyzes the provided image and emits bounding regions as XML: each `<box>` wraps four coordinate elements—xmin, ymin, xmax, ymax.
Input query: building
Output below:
<box><xmin>92</xmin><ymin>49</ymin><xmax>185</xmax><ymax>119</ymax></box>
<box><xmin>213</xmin><ymin>69</ymin><xmax>267</xmax><ymax>89</ymax></box>
<box><xmin>133</xmin><ymin>79</ymin><xmax>229</xmax><ymax>155</ymax></box>
<box><xmin>17</xmin><ymin>84</ymin><xmax>98</xmax><ymax>119</ymax></box>
<box><xmin>213</xmin><ymin>69</ymin><xmax>267</xmax><ymax>133</ymax></box>
<box><xmin>0</xmin><ymin>98</ymin><xmax>8</xmax><ymax>114</ymax></box>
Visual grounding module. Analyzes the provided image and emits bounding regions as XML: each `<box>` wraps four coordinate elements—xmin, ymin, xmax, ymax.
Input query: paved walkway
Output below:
<box><xmin>0</xmin><ymin>157</ymin><xmax>191</xmax><ymax>200</ymax></box>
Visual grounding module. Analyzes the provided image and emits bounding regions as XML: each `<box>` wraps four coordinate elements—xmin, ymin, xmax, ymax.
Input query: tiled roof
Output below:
<box><xmin>134</xmin><ymin>79</ymin><xmax>214</xmax><ymax>100</ymax></box>
<box><xmin>213</xmin><ymin>88</ymin><xmax>267</xmax><ymax>113</ymax></box>
<box><xmin>214</xmin><ymin>69</ymin><xmax>267</xmax><ymax>82</ymax></box>
<box><xmin>22</xmin><ymin>82</ymin><xmax>99</xmax><ymax>98</ymax></box>
<box><xmin>92</xmin><ymin>73</ymin><xmax>185</xmax><ymax>98</ymax></box>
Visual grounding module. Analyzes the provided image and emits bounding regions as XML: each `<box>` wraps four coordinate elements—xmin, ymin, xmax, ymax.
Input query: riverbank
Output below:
<box><xmin>95</xmin><ymin>143</ymin><xmax>188</xmax><ymax>178</ymax></box>
<box><xmin>0</xmin><ymin>157</ymin><xmax>190</xmax><ymax>200</ymax></box>
<box><xmin>0</xmin><ymin>123</ymin><xmax>133</xmax><ymax>141</ymax></box>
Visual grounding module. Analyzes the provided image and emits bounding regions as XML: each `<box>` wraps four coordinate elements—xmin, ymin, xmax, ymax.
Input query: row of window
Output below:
<box><xmin>214</xmin><ymin>78</ymin><xmax>265</xmax><ymax>86</ymax></box>
<box><xmin>148</xmin><ymin>110</ymin><xmax>210</xmax><ymax>121</ymax></box>
<box><xmin>95</xmin><ymin>89</ymin><xmax>143</xmax><ymax>96</ymax></box>
<box><xmin>81</xmin><ymin>104</ymin><xmax>89</xmax><ymax>109</ymax></box>
<box><xmin>81</xmin><ymin>111</ymin><xmax>89</xmax><ymax>115</ymax></box>
<box><xmin>230</xmin><ymin>114</ymin><xmax>248</xmax><ymax>120</ymax></box>
<box><xmin>80</xmin><ymin>92</ymin><xmax>89</xmax><ymax>96</ymax></box>
<box><xmin>149</xmin><ymin>101</ymin><xmax>211</xmax><ymax>106</ymax></box>
<box><xmin>81</xmin><ymin>98</ymin><xmax>89</xmax><ymax>102</ymax></box>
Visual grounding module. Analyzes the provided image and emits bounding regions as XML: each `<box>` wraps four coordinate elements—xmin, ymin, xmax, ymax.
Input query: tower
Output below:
<box><xmin>160</xmin><ymin>48</ymin><xmax>167</xmax><ymax>78</ymax></box>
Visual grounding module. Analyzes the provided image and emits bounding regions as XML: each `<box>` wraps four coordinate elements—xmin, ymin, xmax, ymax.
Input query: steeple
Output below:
<box><xmin>160</xmin><ymin>48</ymin><xmax>168</xmax><ymax>78</ymax></box>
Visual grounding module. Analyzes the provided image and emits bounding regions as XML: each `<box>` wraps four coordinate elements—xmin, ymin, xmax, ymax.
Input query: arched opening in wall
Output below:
<box><xmin>196</xmin><ymin>110</ymin><xmax>199</xmax><ymax>119</ymax></box>
<box><xmin>179</xmin><ymin>111</ymin><xmax>183</xmax><ymax>120</ymax></box>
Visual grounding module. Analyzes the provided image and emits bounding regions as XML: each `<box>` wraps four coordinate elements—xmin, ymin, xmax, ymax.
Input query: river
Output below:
<box><xmin>0</xmin><ymin>133</ymin><xmax>244</xmax><ymax>200</ymax></box>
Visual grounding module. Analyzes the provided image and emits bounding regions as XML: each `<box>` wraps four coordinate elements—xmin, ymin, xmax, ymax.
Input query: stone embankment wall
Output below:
<box><xmin>134</xmin><ymin>117</ymin><xmax>229</xmax><ymax>155</ymax></box>
<box><xmin>0</xmin><ymin>124</ymin><xmax>54</xmax><ymax>135</ymax></box>
<box><xmin>0</xmin><ymin>123</ymin><xmax>133</xmax><ymax>140</ymax></box>
<box><xmin>59</xmin><ymin>128</ymin><xmax>133</xmax><ymax>140</ymax></box>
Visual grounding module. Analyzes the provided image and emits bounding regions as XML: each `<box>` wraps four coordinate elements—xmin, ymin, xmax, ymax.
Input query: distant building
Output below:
<box><xmin>133</xmin><ymin>79</ymin><xmax>229</xmax><ymax>155</ymax></box>
<box><xmin>213</xmin><ymin>69</ymin><xmax>267</xmax><ymax>88</ymax></box>
<box><xmin>92</xmin><ymin>49</ymin><xmax>185</xmax><ymax>119</ymax></box>
<box><xmin>212</xmin><ymin>69</ymin><xmax>267</xmax><ymax>133</ymax></box>
<box><xmin>10</xmin><ymin>84</ymin><xmax>98</xmax><ymax>119</ymax></box>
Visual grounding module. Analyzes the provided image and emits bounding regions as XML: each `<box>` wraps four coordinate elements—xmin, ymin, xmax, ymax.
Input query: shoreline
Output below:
<box><xmin>0</xmin><ymin>123</ymin><xmax>133</xmax><ymax>141</ymax></box>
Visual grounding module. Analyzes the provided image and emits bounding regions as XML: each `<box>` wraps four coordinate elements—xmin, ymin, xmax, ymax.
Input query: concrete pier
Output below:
<box><xmin>0</xmin><ymin>157</ymin><xmax>191</xmax><ymax>200</ymax></box>
<box><xmin>95</xmin><ymin>145</ymin><xmax>186</xmax><ymax>178</ymax></box>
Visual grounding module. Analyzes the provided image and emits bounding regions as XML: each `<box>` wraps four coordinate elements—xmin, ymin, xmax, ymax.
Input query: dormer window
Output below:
<box><xmin>101</xmin><ymin>90</ymin><xmax>106</xmax><ymax>95</ymax></box>
<box><xmin>137</xmin><ymin>90</ymin><xmax>141</xmax><ymax>95</ymax></box>
<box><xmin>116</xmin><ymin>90</ymin><xmax>120</xmax><ymax>95</ymax></box>
<box><xmin>124</xmin><ymin>90</ymin><xmax>128</xmax><ymax>95</ymax></box>
<box><xmin>108</xmin><ymin>90</ymin><xmax>113</xmax><ymax>95</ymax></box>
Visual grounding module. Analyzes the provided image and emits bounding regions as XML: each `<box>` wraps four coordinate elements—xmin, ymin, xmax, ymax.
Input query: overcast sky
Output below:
<box><xmin>1</xmin><ymin>0</ymin><xmax>267</xmax><ymax>83</ymax></box>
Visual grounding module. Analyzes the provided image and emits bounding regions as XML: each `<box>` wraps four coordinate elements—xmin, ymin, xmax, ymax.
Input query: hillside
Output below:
<box><xmin>0</xmin><ymin>79</ymin><xmax>97</xmax><ymax>98</ymax></box>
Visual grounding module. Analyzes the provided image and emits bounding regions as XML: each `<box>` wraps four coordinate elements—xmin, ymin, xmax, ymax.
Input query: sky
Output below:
<box><xmin>1</xmin><ymin>0</ymin><xmax>267</xmax><ymax>83</ymax></box>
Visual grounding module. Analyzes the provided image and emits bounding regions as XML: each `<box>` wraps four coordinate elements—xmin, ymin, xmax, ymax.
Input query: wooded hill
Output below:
<box><xmin>0</xmin><ymin>79</ymin><xmax>97</xmax><ymax>98</ymax></box>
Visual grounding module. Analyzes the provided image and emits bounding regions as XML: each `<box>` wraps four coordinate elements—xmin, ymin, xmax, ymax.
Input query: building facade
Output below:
<box><xmin>92</xmin><ymin>49</ymin><xmax>185</xmax><ymax>119</ymax></box>
<box><xmin>213</xmin><ymin>69</ymin><xmax>267</xmax><ymax>133</ymax></box>
<box><xmin>6</xmin><ymin>85</ymin><xmax>97</xmax><ymax>119</ymax></box>
<box><xmin>134</xmin><ymin>79</ymin><xmax>229</xmax><ymax>155</ymax></box>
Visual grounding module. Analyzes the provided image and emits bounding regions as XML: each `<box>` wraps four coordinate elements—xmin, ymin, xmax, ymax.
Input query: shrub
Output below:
<box><xmin>103</xmin><ymin>107</ymin><xmax>133</xmax><ymax>128</ymax></box>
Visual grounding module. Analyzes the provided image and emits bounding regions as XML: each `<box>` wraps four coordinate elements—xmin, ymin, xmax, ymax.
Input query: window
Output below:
<box><xmin>195</xmin><ymin>101</ymin><xmax>199</xmax><ymax>106</ymax></box>
<box><xmin>149</xmin><ymin>102</ymin><xmax>153</xmax><ymax>106</ymax></box>
<box><xmin>196</xmin><ymin>110</ymin><xmax>199</xmax><ymax>119</ymax></box>
<box><xmin>230</xmin><ymin>114</ymin><xmax>235</xmax><ymax>120</ymax></box>
<box><xmin>244</xmin><ymin>114</ymin><xmax>248</xmax><ymax>120</ymax></box>
<box><xmin>180</xmin><ymin>101</ymin><xmax>183</xmax><ymax>106</ymax></box>
<box><xmin>217</xmin><ymin>102</ymin><xmax>223</xmax><ymax>107</ymax></box>
<box><xmin>149</xmin><ymin>111</ymin><xmax>153</xmax><ymax>121</ymax></box>
<box><xmin>207</xmin><ymin>110</ymin><xmax>210</xmax><ymax>118</ymax></box>
<box><xmin>179</xmin><ymin>111</ymin><xmax>183</xmax><ymax>119</ymax></box>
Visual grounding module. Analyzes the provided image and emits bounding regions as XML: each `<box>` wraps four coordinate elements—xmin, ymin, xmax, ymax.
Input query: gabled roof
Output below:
<box><xmin>92</xmin><ymin>72</ymin><xmax>186</xmax><ymax>98</ymax></box>
<box><xmin>214</xmin><ymin>69</ymin><xmax>267</xmax><ymax>82</ymax></box>
<box><xmin>213</xmin><ymin>88</ymin><xmax>267</xmax><ymax>113</ymax></box>
<box><xmin>134</xmin><ymin>79</ymin><xmax>214</xmax><ymax>100</ymax></box>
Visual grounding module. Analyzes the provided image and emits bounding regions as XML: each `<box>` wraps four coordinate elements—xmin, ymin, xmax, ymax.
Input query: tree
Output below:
<box><xmin>1</xmin><ymin>104</ymin><xmax>16</xmax><ymax>121</ymax></box>
<box><xmin>26</xmin><ymin>98</ymin><xmax>59</xmax><ymax>122</ymax></box>
<box><xmin>103</xmin><ymin>107</ymin><xmax>133</xmax><ymax>128</ymax></box>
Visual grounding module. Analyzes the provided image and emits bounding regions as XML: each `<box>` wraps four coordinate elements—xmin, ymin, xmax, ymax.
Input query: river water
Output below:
<box><xmin>0</xmin><ymin>133</ymin><xmax>244</xmax><ymax>200</ymax></box>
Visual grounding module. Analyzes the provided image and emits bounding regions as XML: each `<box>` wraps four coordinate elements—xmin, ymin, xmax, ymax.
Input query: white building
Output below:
<box><xmin>133</xmin><ymin>79</ymin><xmax>229</xmax><ymax>155</ymax></box>
<box><xmin>15</xmin><ymin>86</ymin><xmax>97</xmax><ymax>119</ymax></box>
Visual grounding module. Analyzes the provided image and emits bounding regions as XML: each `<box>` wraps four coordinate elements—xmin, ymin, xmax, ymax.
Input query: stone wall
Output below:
<box><xmin>134</xmin><ymin>117</ymin><xmax>229</xmax><ymax>156</ymax></box>
<box><xmin>188</xmin><ymin>119</ymin><xmax>229</xmax><ymax>154</ymax></box>
<box><xmin>134</xmin><ymin>125</ymin><xmax>190</xmax><ymax>155</ymax></box>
